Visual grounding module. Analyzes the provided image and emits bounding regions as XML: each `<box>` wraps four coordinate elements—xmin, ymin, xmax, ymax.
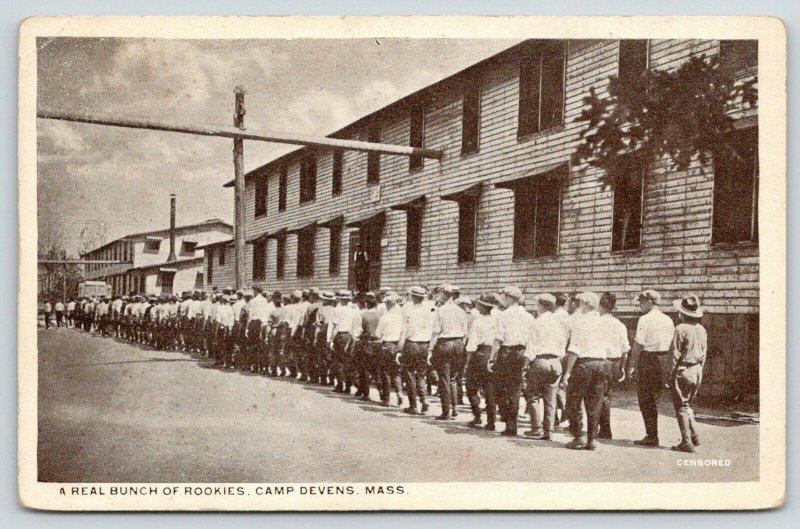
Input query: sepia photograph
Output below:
<box><xmin>18</xmin><ymin>16</ymin><xmax>786</xmax><ymax>511</ymax></box>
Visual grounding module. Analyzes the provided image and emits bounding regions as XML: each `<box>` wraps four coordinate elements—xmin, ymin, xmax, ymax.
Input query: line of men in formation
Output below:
<box><xmin>65</xmin><ymin>284</ymin><xmax>707</xmax><ymax>453</ymax></box>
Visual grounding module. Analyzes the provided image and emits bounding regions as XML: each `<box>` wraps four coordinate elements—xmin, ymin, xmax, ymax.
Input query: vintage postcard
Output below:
<box><xmin>19</xmin><ymin>16</ymin><xmax>786</xmax><ymax>510</ymax></box>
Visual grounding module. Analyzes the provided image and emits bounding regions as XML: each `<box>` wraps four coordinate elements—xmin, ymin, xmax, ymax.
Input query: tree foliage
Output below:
<box><xmin>572</xmin><ymin>54</ymin><xmax>758</xmax><ymax>190</ymax></box>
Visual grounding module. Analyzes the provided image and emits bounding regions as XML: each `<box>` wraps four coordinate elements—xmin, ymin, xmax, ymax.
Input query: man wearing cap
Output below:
<box><xmin>328</xmin><ymin>291</ymin><xmax>362</xmax><ymax>393</ymax></box>
<box><xmin>524</xmin><ymin>293</ymin><xmax>569</xmax><ymax>440</ymax></box>
<box><xmin>301</xmin><ymin>289</ymin><xmax>322</xmax><ymax>383</ymax></box>
<box><xmin>428</xmin><ymin>284</ymin><xmax>469</xmax><ymax>420</ymax></box>
<box><xmin>627</xmin><ymin>289</ymin><xmax>676</xmax><ymax>447</ymax></box>
<box><xmin>597</xmin><ymin>292</ymin><xmax>631</xmax><ymax>440</ymax></box>
<box><xmin>398</xmin><ymin>286</ymin><xmax>434</xmax><ymax>415</ymax></box>
<box><xmin>215</xmin><ymin>295</ymin><xmax>236</xmax><ymax>367</ymax></box>
<box><xmin>284</xmin><ymin>291</ymin><xmax>306</xmax><ymax>378</ymax></box>
<box><xmin>489</xmin><ymin>286</ymin><xmax>534</xmax><ymax>436</ymax></box>
<box><xmin>669</xmin><ymin>295</ymin><xmax>707</xmax><ymax>453</ymax></box>
<box><xmin>465</xmin><ymin>294</ymin><xmax>498</xmax><ymax>429</ymax></box>
<box><xmin>562</xmin><ymin>292</ymin><xmax>609</xmax><ymax>450</ymax></box>
<box><xmin>374</xmin><ymin>292</ymin><xmax>404</xmax><ymax>407</ymax></box>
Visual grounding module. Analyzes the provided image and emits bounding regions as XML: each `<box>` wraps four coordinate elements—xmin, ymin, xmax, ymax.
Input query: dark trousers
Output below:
<box><xmin>431</xmin><ymin>338</ymin><xmax>465</xmax><ymax>417</ymax></box>
<box><xmin>466</xmin><ymin>346</ymin><xmax>496</xmax><ymax>425</ymax></box>
<box><xmin>495</xmin><ymin>346</ymin><xmax>526</xmax><ymax>434</ymax></box>
<box><xmin>379</xmin><ymin>342</ymin><xmax>403</xmax><ymax>403</ymax></box>
<box><xmin>357</xmin><ymin>341</ymin><xmax>382</xmax><ymax>398</ymax></box>
<box><xmin>566</xmin><ymin>358</ymin><xmax>609</xmax><ymax>442</ymax></box>
<box><xmin>401</xmin><ymin>341</ymin><xmax>429</xmax><ymax>409</ymax></box>
<box><xmin>525</xmin><ymin>355</ymin><xmax>563</xmax><ymax>435</ymax></box>
<box><xmin>55</xmin><ymin>311</ymin><xmax>63</xmax><ymax>327</ymax></box>
<box><xmin>332</xmin><ymin>332</ymin><xmax>354</xmax><ymax>390</ymax></box>
<box><xmin>44</xmin><ymin>312</ymin><xmax>52</xmax><ymax>328</ymax></box>
<box><xmin>599</xmin><ymin>359</ymin><xmax>623</xmax><ymax>437</ymax></box>
<box><xmin>638</xmin><ymin>351</ymin><xmax>672</xmax><ymax>439</ymax></box>
<box><xmin>246</xmin><ymin>319</ymin><xmax>263</xmax><ymax>369</ymax></box>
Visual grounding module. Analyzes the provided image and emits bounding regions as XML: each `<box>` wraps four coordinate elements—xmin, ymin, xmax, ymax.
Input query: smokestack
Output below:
<box><xmin>168</xmin><ymin>194</ymin><xmax>177</xmax><ymax>262</ymax></box>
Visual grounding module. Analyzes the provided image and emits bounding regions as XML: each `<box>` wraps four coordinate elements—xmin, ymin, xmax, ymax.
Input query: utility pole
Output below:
<box><xmin>233</xmin><ymin>86</ymin><xmax>247</xmax><ymax>289</ymax></box>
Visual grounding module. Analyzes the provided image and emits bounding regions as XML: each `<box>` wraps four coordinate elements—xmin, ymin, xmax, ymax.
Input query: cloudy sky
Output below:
<box><xmin>37</xmin><ymin>37</ymin><xmax>520</xmax><ymax>256</ymax></box>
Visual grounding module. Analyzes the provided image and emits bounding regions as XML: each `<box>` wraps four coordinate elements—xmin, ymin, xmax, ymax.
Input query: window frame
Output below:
<box><xmin>405</xmin><ymin>206</ymin><xmax>423</xmax><ymax>269</ymax></box>
<box><xmin>331</xmin><ymin>150</ymin><xmax>343</xmax><ymax>196</ymax></box>
<box><xmin>252</xmin><ymin>239</ymin><xmax>266</xmax><ymax>282</ymax></box>
<box><xmin>610</xmin><ymin>165</ymin><xmax>646</xmax><ymax>254</ymax></box>
<box><xmin>409</xmin><ymin>104</ymin><xmax>425</xmax><ymax>172</ymax></box>
<box><xmin>299</xmin><ymin>153</ymin><xmax>317</xmax><ymax>205</ymax></box>
<box><xmin>517</xmin><ymin>41</ymin><xmax>567</xmax><ymax>139</ymax></box>
<box><xmin>278</xmin><ymin>164</ymin><xmax>288</xmax><ymax>212</ymax></box>
<box><xmin>254</xmin><ymin>173</ymin><xmax>268</xmax><ymax>217</ymax></box>
<box><xmin>296</xmin><ymin>226</ymin><xmax>316</xmax><ymax>279</ymax></box>
<box><xmin>276</xmin><ymin>232</ymin><xmax>286</xmax><ymax>280</ymax></box>
<box><xmin>457</xmin><ymin>194</ymin><xmax>479</xmax><ymax>264</ymax></box>
<box><xmin>329</xmin><ymin>222</ymin><xmax>342</xmax><ymax>276</ymax></box>
<box><xmin>461</xmin><ymin>80</ymin><xmax>482</xmax><ymax>156</ymax></box>
<box><xmin>207</xmin><ymin>248</ymin><xmax>214</xmax><ymax>285</ymax></box>
<box><xmin>510</xmin><ymin>175</ymin><xmax>563</xmax><ymax>260</ymax></box>
<box><xmin>711</xmin><ymin>125</ymin><xmax>759</xmax><ymax>246</ymax></box>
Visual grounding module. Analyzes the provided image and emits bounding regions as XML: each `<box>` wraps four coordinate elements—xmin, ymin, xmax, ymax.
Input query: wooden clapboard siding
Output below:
<box><xmin>220</xmin><ymin>38</ymin><xmax>758</xmax><ymax>319</ymax></box>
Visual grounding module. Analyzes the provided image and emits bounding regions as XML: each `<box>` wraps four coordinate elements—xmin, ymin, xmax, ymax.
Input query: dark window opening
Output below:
<box><xmin>329</xmin><ymin>223</ymin><xmax>342</xmax><ymax>276</ymax></box>
<box><xmin>276</xmin><ymin>233</ymin><xmax>286</xmax><ymax>280</ymax></box>
<box><xmin>299</xmin><ymin>153</ymin><xmax>317</xmax><ymax>204</ymax></box>
<box><xmin>518</xmin><ymin>42</ymin><xmax>566</xmax><ymax>137</ymax></box>
<box><xmin>409</xmin><ymin>105</ymin><xmax>425</xmax><ymax>171</ymax></box>
<box><xmin>144</xmin><ymin>239</ymin><xmax>161</xmax><ymax>253</ymax></box>
<box><xmin>255</xmin><ymin>174</ymin><xmax>268</xmax><ymax>217</ymax></box>
<box><xmin>512</xmin><ymin>175</ymin><xmax>561</xmax><ymax>259</ymax></box>
<box><xmin>252</xmin><ymin>239</ymin><xmax>266</xmax><ymax>281</ymax></box>
<box><xmin>458</xmin><ymin>195</ymin><xmax>479</xmax><ymax>263</ymax></box>
<box><xmin>719</xmin><ymin>40</ymin><xmax>758</xmax><ymax>74</ymax></box>
<box><xmin>296</xmin><ymin>227</ymin><xmax>315</xmax><ymax>278</ymax></box>
<box><xmin>618</xmin><ymin>40</ymin><xmax>649</xmax><ymax>90</ymax></box>
<box><xmin>405</xmin><ymin>207</ymin><xmax>423</xmax><ymax>268</ymax></box>
<box><xmin>207</xmin><ymin>248</ymin><xmax>214</xmax><ymax>284</ymax></box>
<box><xmin>332</xmin><ymin>150</ymin><xmax>343</xmax><ymax>196</ymax></box>
<box><xmin>712</xmin><ymin>126</ymin><xmax>759</xmax><ymax>244</ymax></box>
<box><xmin>367</xmin><ymin>123</ymin><xmax>381</xmax><ymax>184</ymax></box>
<box><xmin>278</xmin><ymin>165</ymin><xmax>287</xmax><ymax>212</ymax></box>
<box><xmin>611</xmin><ymin>160</ymin><xmax>644</xmax><ymax>252</ymax></box>
<box><xmin>219</xmin><ymin>247</ymin><xmax>225</xmax><ymax>266</ymax></box>
<box><xmin>462</xmin><ymin>81</ymin><xmax>481</xmax><ymax>155</ymax></box>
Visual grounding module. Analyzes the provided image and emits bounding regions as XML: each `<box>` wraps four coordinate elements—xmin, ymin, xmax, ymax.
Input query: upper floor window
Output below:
<box><xmin>461</xmin><ymin>80</ymin><xmax>481</xmax><ymax>155</ymax></box>
<box><xmin>518</xmin><ymin>41</ymin><xmax>566</xmax><ymax>137</ymax></box>
<box><xmin>618</xmin><ymin>40</ymin><xmax>649</xmax><ymax>88</ymax></box>
<box><xmin>611</xmin><ymin>158</ymin><xmax>645</xmax><ymax>252</ymax></box>
<box><xmin>409</xmin><ymin>104</ymin><xmax>425</xmax><ymax>171</ymax></box>
<box><xmin>144</xmin><ymin>239</ymin><xmax>161</xmax><ymax>253</ymax></box>
<box><xmin>367</xmin><ymin>123</ymin><xmax>381</xmax><ymax>184</ymax></box>
<box><xmin>299</xmin><ymin>153</ymin><xmax>317</xmax><ymax>204</ymax></box>
<box><xmin>181</xmin><ymin>241</ymin><xmax>197</xmax><ymax>255</ymax></box>
<box><xmin>719</xmin><ymin>40</ymin><xmax>758</xmax><ymax>75</ymax></box>
<box><xmin>278</xmin><ymin>164</ymin><xmax>287</xmax><ymax>212</ymax></box>
<box><xmin>255</xmin><ymin>173</ymin><xmax>268</xmax><ymax>217</ymax></box>
<box><xmin>332</xmin><ymin>150</ymin><xmax>343</xmax><ymax>196</ymax></box>
<box><xmin>712</xmin><ymin>126</ymin><xmax>759</xmax><ymax>244</ymax></box>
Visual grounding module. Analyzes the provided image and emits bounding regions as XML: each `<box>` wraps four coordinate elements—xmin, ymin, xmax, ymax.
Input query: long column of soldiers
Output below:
<box><xmin>62</xmin><ymin>284</ymin><xmax>707</xmax><ymax>453</ymax></box>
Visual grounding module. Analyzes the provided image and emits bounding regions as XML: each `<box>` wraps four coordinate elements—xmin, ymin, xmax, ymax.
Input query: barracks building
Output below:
<box><xmin>204</xmin><ymin>39</ymin><xmax>759</xmax><ymax>399</ymax></box>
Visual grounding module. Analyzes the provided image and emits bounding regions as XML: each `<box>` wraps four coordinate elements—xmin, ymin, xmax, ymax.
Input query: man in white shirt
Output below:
<box><xmin>66</xmin><ymin>299</ymin><xmax>76</xmax><ymax>327</ymax></box>
<box><xmin>214</xmin><ymin>295</ymin><xmax>236</xmax><ymax>367</ymax></box>
<box><xmin>428</xmin><ymin>284</ymin><xmax>469</xmax><ymax>420</ymax></box>
<box><xmin>375</xmin><ymin>292</ymin><xmax>404</xmax><ymax>407</ymax></box>
<box><xmin>562</xmin><ymin>291</ymin><xmax>609</xmax><ymax>450</ymax></box>
<box><xmin>464</xmin><ymin>295</ymin><xmax>498</xmax><ymax>429</ymax></box>
<box><xmin>245</xmin><ymin>287</ymin><xmax>270</xmax><ymax>372</ymax></box>
<box><xmin>597</xmin><ymin>292</ymin><xmax>631</xmax><ymax>440</ymax></box>
<box><xmin>398</xmin><ymin>286</ymin><xmax>434</xmax><ymax>415</ymax></box>
<box><xmin>628</xmin><ymin>289</ymin><xmax>676</xmax><ymax>447</ymax></box>
<box><xmin>313</xmin><ymin>291</ymin><xmax>337</xmax><ymax>386</ymax></box>
<box><xmin>524</xmin><ymin>293</ymin><xmax>569</xmax><ymax>440</ymax></box>
<box><xmin>328</xmin><ymin>291</ymin><xmax>362</xmax><ymax>394</ymax></box>
<box><xmin>489</xmin><ymin>285</ymin><xmax>535</xmax><ymax>436</ymax></box>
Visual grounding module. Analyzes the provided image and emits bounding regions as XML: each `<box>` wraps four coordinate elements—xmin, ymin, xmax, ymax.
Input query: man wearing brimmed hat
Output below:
<box><xmin>374</xmin><ymin>292</ymin><xmax>404</xmax><ymax>407</ymax></box>
<box><xmin>597</xmin><ymin>292</ymin><xmax>631</xmax><ymax>440</ymax></box>
<box><xmin>354</xmin><ymin>292</ymin><xmax>382</xmax><ymax>401</ymax></box>
<box><xmin>301</xmin><ymin>288</ymin><xmax>323</xmax><ymax>383</ymax></box>
<box><xmin>490</xmin><ymin>285</ymin><xmax>534</xmax><ymax>436</ymax></box>
<box><xmin>465</xmin><ymin>294</ymin><xmax>499</xmax><ymax>429</ymax></box>
<box><xmin>328</xmin><ymin>290</ymin><xmax>362</xmax><ymax>393</ymax></box>
<box><xmin>524</xmin><ymin>293</ymin><xmax>569</xmax><ymax>440</ymax></box>
<box><xmin>428</xmin><ymin>284</ymin><xmax>469</xmax><ymax>420</ymax></box>
<box><xmin>398</xmin><ymin>285</ymin><xmax>434</xmax><ymax>415</ymax></box>
<box><xmin>562</xmin><ymin>291</ymin><xmax>609</xmax><ymax>450</ymax></box>
<box><xmin>669</xmin><ymin>295</ymin><xmax>707</xmax><ymax>453</ymax></box>
<box><xmin>628</xmin><ymin>289</ymin><xmax>676</xmax><ymax>447</ymax></box>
